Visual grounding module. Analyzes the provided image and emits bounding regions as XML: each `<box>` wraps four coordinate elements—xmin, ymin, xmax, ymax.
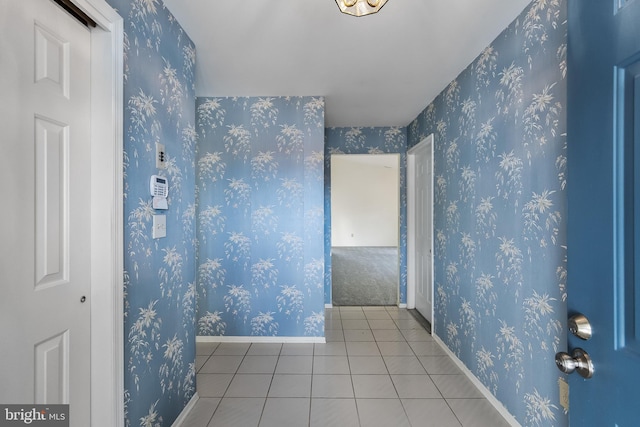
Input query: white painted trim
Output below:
<box><xmin>171</xmin><ymin>392</ymin><xmax>200</xmax><ymax>427</ymax></box>
<box><xmin>328</xmin><ymin>153</ymin><xmax>402</xmax><ymax>306</ymax></box>
<box><xmin>325</xmin><ymin>303</ymin><xmax>333</xmax><ymax>308</ymax></box>
<box><xmin>74</xmin><ymin>1</ymin><xmax>124</xmax><ymax>426</ymax></box>
<box><xmin>197</xmin><ymin>336</ymin><xmax>326</xmax><ymax>344</ymax></box>
<box><xmin>406</xmin><ymin>135</ymin><xmax>434</xmax><ymax>324</ymax></box>
<box><xmin>406</xmin><ymin>148</ymin><xmax>416</xmax><ymax>310</ymax></box>
<box><xmin>432</xmin><ymin>333</ymin><xmax>522</xmax><ymax>427</ymax></box>
<box><xmin>398</xmin><ymin>303</ymin><xmax>407</xmax><ymax>308</ymax></box>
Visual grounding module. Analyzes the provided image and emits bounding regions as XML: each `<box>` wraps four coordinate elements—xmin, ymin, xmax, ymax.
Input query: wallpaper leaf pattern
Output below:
<box><xmin>106</xmin><ymin>0</ymin><xmax>196</xmax><ymax>426</ymax></box>
<box><xmin>408</xmin><ymin>1</ymin><xmax>567</xmax><ymax>425</ymax></box>
<box><xmin>105</xmin><ymin>0</ymin><xmax>568</xmax><ymax>424</ymax></box>
<box><xmin>196</xmin><ymin>97</ymin><xmax>326</xmax><ymax>338</ymax></box>
<box><xmin>324</xmin><ymin>127</ymin><xmax>408</xmax><ymax>306</ymax></box>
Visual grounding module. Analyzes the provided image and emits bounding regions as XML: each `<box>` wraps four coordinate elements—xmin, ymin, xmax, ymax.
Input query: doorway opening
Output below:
<box><xmin>330</xmin><ymin>154</ymin><xmax>400</xmax><ymax>306</ymax></box>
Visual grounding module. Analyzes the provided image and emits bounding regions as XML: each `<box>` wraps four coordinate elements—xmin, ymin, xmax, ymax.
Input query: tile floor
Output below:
<box><xmin>183</xmin><ymin>306</ymin><xmax>512</xmax><ymax>427</ymax></box>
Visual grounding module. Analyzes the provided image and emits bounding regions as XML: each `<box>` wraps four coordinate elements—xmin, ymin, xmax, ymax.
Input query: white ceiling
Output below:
<box><xmin>162</xmin><ymin>0</ymin><xmax>531</xmax><ymax>128</ymax></box>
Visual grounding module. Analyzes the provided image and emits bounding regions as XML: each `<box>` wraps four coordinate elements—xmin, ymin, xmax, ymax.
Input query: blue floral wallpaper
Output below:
<box><xmin>101</xmin><ymin>0</ymin><xmax>568</xmax><ymax>425</ymax></box>
<box><xmin>105</xmin><ymin>0</ymin><xmax>197</xmax><ymax>426</ymax></box>
<box><xmin>324</xmin><ymin>127</ymin><xmax>408</xmax><ymax>306</ymax></box>
<box><xmin>196</xmin><ymin>97</ymin><xmax>326</xmax><ymax>338</ymax></box>
<box><xmin>408</xmin><ymin>0</ymin><xmax>568</xmax><ymax>425</ymax></box>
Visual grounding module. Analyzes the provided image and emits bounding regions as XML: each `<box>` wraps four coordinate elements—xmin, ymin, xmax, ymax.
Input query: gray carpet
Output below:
<box><xmin>331</xmin><ymin>247</ymin><xmax>398</xmax><ymax>306</ymax></box>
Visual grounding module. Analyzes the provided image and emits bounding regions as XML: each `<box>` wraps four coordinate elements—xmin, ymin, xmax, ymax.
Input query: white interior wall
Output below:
<box><xmin>331</xmin><ymin>154</ymin><xmax>399</xmax><ymax>247</ymax></box>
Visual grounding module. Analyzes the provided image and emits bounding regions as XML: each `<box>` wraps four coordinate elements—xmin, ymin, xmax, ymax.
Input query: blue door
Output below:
<box><xmin>566</xmin><ymin>0</ymin><xmax>640</xmax><ymax>424</ymax></box>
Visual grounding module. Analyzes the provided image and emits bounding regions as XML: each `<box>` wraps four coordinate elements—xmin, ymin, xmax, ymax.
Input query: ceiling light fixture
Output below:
<box><xmin>336</xmin><ymin>0</ymin><xmax>388</xmax><ymax>17</ymax></box>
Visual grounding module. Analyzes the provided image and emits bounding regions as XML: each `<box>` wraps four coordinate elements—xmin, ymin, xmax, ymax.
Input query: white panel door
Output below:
<box><xmin>0</xmin><ymin>0</ymin><xmax>91</xmax><ymax>424</ymax></box>
<box><xmin>412</xmin><ymin>137</ymin><xmax>434</xmax><ymax>324</ymax></box>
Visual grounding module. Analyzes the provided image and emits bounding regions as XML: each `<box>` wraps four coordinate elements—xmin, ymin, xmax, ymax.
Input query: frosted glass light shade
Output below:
<box><xmin>336</xmin><ymin>0</ymin><xmax>388</xmax><ymax>16</ymax></box>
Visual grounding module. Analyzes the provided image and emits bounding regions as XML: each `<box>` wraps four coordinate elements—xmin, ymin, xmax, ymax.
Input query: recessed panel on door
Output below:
<box><xmin>34</xmin><ymin>22</ymin><xmax>69</xmax><ymax>98</ymax></box>
<box><xmin>34</xmin><ymin>330</ymin><xmax>69</xmax><ymax>404</ymax></box>
<box><xmin>615</xmin><ymin>57</ymin><xmax>640</xmax><ymax>353</ymax></box>
<box><xmin>34</xmin><ymin>116</ymin><xmax>69</xmax><ymax>290</ymax></box>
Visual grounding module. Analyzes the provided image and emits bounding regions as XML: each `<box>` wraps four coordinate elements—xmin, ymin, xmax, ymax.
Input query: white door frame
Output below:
<box><xmin>74</xmin><ymin>1</ymin><xmax>124</xmax><ymax>426</ymax></box>
<box><xmin>406</xmin><ymin>134</ymin><xmax>434</xmax><ymax>315</ymax></box>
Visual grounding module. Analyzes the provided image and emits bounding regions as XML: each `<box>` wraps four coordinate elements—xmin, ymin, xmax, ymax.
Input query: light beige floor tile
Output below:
<box><xmin>447</xmin><ymin>398</ymin><xmax>512</xmax><ymax>427</ymax></box>
<box><xmin>200</xmin><ymin>355</ymin><xmax>244</xmax><ymax>374</ymax></box>
<box><xmin>281</xmin><ymin>343</ymin><xmax>314</xmax><ymax>355</ymax></box>
<box><xmin>268</xmin><ymin>374</ymin><xmax>311</xmax><ymax>397</ymax></box>
<box><xmin>310</xmin><ymin>398</ymin><xmax>359</xmax><ymax>427</ymax></box>
<box><xmin>325</xmin><ymin>318</ymin><xmax>343</xmax><ymax>329</ymax></box>
<box><xmin>259</xmin><ymin>398</ymin><xmax>310</xmax><ymax>427</ymax></box>
<box><xmin>391</xmin><ymin>374</ymin><xmax>442</xmax><ymax>398</ymax></box>
<box><xmin>363</xmin><ymin>310</ymin><xmax>392</xmax><ymax>320</ymax></box>
<box><xmin>356</xmin><ymin>398</ymin><xmax>411</xmax><ymax>427</ymax></box>
<box><xmin>237</xmin><ymin>355</ymin><xmax>278</xmax><ymax>374</ymax></box>
<box><xmin>180</xmin><ymin>307</ymin><xmax>514</xmax><ymax>427</ymax></box>
<box><xmin>247</xmin><ymin>343</ymin><xmax>282</xmax><ymax>356</ymax></box>
<box><xmin>345</xmin><ymin>341</ymin><xmax>381</xmax><ymax>356</ymax></box>
<box><xmin>372</xmin><ymin>329</ymin><xmax>406</xmax><ymax>342</ymax></box>
<box><xmin>207</xmin><ymin>397</ymin><xmax>263</xmax><ymax>427</ymax></box>
<box><xmin>313</xmin><ymin>341</ymin><xmax>347</xmax><ymax>356</ymax></box>
<box><xmin>180</xmin><ymin>397</ymin><xmax>219</xmax><ymax>426</ymax></box>
<box><xmin>196</xmin><ymin>355</ymin><xmax>210</xmax><ymax>372</ymax></box>
<box><xmin>431</xmin><ymin>374</ymin><xmax>484</xmax><ymax>398</ymax></box>
<box><xmin>213</xmin><ymin>342</ymin><xmax>250</xmax><ymax>355</ymax></box>
<box><xmin>275</xmin><ymin>355</ymin><xmax>313</xmax><ymax>374</ymax></box>
<box><xmin>377</xmin><ymin>341</ymin><xmax>414</xmax><ymax>356</ymax></box>
<box><xmin>402</xmin><ymin>398</ymin><xmax>462</xmax><ymax>427</ymax></box>
<box><xmin>352</xmin><ymin>374</ymin><xmax>397</xmax><ymax>398</ymax></box>
<box><xmin>367</xmin><ymin>319</ymin><xmax>398</xmax><ymax>330</ymax></box>
<box><xmin>400</xmin><ymin>328</ymin><xmax>433</xmax><ymax>342</ymax></box>
<box><xmin>313</xmin><ymin>355</ymin><xmax>350</xmax><ymax>374</ymax></box>
<box><xmin>348</xmin><ymin>356</ymin><xmax>388</xmax><ymax>374</ymax></box>
<box><xmin>225</xmin><ymin>374</ymin><xmax>272</xmax><ymax>398</ymax></box>
<box><xmin>394</xmin><ymin>319</ymin><xmax>423</xmax><ymax>329</ymax></box>
<box><xmin>311</xmin><ymin>374</ymin><xmax>354</xmax><ymax>398</ymax></box>
<box><xmin>419</xmin><ymin>355</ymin><xmax>462</xmax><ymax>374</ymax></box>
<box><xmin>409</xmin><ymin>341</ymin><xmax>448</xmax><ymax>356</ymax></box>
<box><xmin>344</xmin><ymin>329</ymin><xmax>375</xmax><ymax>342</ymax></box>
<box><xmin>340</xmin><ymin>310</ymin><xmax>367</xmax><ymax>320</ymax></box>
<box><xmin>324</xmin><ymin>329</ymin><xmax>345</xmax><ymax>342</ymax></box>
<box><xmin>196</xmin><ymin>342</ymin><xmax>219</xmax><ymax>356</ymax></box>
<box><xmin>383</xmin><ymin>355</ymin><xmax>427</xmax><ymax>374</ymax></box>
<box><xmin>342</xmin><ymin>319</ymin><xmax>370</xmax><ymax>330</ymax></box>
<box><xmin>196</xmin><ymin>374</ymin><xmax>233</xmax><ymax>397</ymax></box>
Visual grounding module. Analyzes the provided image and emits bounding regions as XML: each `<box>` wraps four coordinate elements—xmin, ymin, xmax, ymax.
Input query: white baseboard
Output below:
<box><xmin>398</xmin><ymin>303</ymin><xmax>407</xmax><ymax>308</ymax></box>
<box><xmin>197</xmin><ymin>336</ymin><xmax>326</xmax><ymax>344</ymax></box>
<box><xmin>431</xmin><ymin>334</ymin><xmax>521</xmax><ymax>427</ymax></box>
<box><xmin>325</xmin><ymin>303</ymin><xmax>333</xmax><ymax>308</ymax></box>
<box><xmin>171</xmin><ymin>392</ymin><xmax>199</xmax><ymax>427</ymax></box>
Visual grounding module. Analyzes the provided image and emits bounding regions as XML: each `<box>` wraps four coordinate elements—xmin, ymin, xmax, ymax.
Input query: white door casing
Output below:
<box><xmin>407</xmin><ymin>135</ymin><xmax>434</xmax><ymax>324</ymax></box>
<box><xmin>0</xmin><ymin>1</ymin><xmax>123</xmax><ymax>426</ymax></box>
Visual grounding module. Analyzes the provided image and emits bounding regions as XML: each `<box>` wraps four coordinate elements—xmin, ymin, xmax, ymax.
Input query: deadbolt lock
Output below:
<box><xmin>568</xmin><ymin>313</ymin><xmax>592</xmax><ymax>340</ymax></box>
